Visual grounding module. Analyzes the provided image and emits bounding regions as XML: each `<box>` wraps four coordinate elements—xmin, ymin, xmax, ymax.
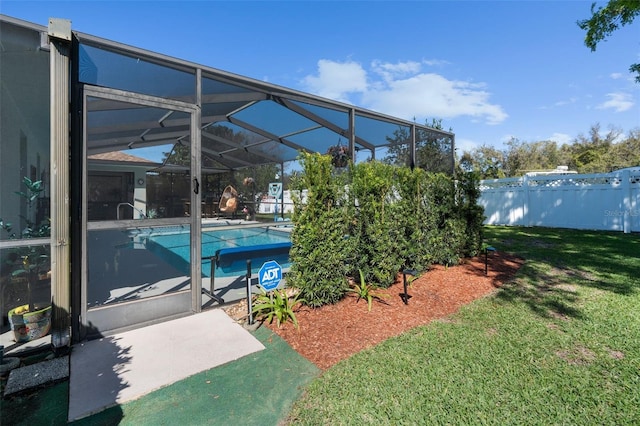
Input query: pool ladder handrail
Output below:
<box><xmin>117</xmin><ymin>202</ymin><xmax>147</xmax><ymax>220</ymax></box>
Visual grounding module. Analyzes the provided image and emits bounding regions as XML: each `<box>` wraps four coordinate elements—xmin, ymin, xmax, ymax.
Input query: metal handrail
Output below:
<box><xmin>0</xmin><ymin>237</ymin><xmax>51</xmax><ymax>250</ymax></box>
<box><xmin>116</xmin><ymin>202</ymin><xmax>147</xmax><ymax>220</ymax></box>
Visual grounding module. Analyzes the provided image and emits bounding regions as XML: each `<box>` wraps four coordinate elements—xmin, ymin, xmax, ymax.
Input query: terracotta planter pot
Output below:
<box><xmin>7</xmin><ymin>304</ymin><xmax>52</xmax><ymax>343</ymax></box>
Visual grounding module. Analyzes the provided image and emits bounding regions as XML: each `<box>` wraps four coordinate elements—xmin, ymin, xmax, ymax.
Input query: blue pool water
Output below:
<box><xmin>145</xmin><ymin>227</ymin><xmax>292</xmax><ymax>277</ymax></box>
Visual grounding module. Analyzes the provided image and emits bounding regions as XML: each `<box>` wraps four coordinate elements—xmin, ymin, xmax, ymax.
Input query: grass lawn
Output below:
<box><xmin>285</xmin><ymin>226</ymin><xmax>640</xmax><ymax>425</ymax></box>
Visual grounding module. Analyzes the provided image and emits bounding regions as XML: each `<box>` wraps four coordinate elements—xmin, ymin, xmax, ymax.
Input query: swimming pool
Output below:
<box><xmin>144</xmin><ymin>226</ymin><xmax>292</xmax><ymax>278</ymax></box>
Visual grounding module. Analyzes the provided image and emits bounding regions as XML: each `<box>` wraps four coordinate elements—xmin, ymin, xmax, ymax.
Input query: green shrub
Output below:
<box><xmin>288</xmin><ymin>153</ymin><xmax>484</xmax><ymax>307</ymax></box>
<box><xmin>394</xmin><ymin>167</ymin><xmax>436</xmax><ymax>272</ymax></box>
<box><xmin>288</xmin><ymin>152</ymin><xmax>354</xmax><ymax>307</ymax></box>
<box><xmin>350</xmin><ymin>161</ymin><xmax>403</xmax><ymax>287</ymax></box>
<box><xmin>456</xmin><ymin>170</ymin><xmax>486</xmax><ymax>257</ymax></box>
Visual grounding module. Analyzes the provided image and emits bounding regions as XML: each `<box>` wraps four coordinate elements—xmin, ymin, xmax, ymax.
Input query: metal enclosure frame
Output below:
<box><xmin>80</xmin><ymin>86</ymin><xmax>201</xmax><ymax>339</ymax></box>
<box><xmin>0</xmin><ymin>14</ymin><xmax>456</xmax><ymax>348</ymax></box>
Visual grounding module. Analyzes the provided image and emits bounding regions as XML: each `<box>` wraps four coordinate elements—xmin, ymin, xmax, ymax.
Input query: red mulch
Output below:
<box><xmin>263</xmin><ymin>252</ymin><xmax>524</xmax><ymax>370</ymax></box>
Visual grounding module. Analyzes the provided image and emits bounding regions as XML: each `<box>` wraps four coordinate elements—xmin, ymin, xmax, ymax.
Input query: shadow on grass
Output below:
<box><xmin>1</xmin><ymin>380</ymin><xmax>70</xmax><ymax>426</ymax></box>
<box><xmin>484</xmin><ymin>226</ymin><xmax>640</xmax><ymax>321</ymax></box>
<box><xmin>496</xmin><ymin>264</ymin><xmax>585</xmax><ymax>321</ymax></box>
<box><xmin>458</xmin><ymin>250</ymin><xmax>526</xmax><ymax>290</ymax></box>
<box><xmin>0</xmin><ymin>323</ymin><xmax>127</xmax><ymax>426</ymax></box>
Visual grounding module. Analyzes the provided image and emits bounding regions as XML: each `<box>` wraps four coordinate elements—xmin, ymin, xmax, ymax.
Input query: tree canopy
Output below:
<box><xmin>461</xmin><ymin>124</ymin><xmax>640</xmax><ymax>179</ymax></box>
<box><xmin>383</xmin><ymin>118</ymin><xmax>455</xmax><ymax>174</ymax></box>
<box><xmin>577</xmin><ymin>0</ymin><xmax>640</xmax><ymax>82</ymax></box>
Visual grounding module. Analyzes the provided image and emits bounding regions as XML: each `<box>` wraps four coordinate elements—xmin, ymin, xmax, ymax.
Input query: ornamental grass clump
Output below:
<box><xmin>252</xmin><ymin>288</ymin><xmax>305</xmax><ymax>329</ymax></box>
<box><xmin>348</xmin><ymin>270</ymin><xmax>388</xmax><ymax>312</ymax></box>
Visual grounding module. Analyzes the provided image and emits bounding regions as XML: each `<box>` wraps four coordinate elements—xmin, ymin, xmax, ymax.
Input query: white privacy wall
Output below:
<box><xmin>479</xmin><ymin>168</ymin><xmax>640</xmax><ymax>233</ymax></box>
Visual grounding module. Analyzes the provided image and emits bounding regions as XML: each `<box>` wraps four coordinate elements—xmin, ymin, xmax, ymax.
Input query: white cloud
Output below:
<box><xmin>554</xmin><ymin>97</ymin><xmax>577</xmax><ymax>107</ymax></box>
<box><xmin>501</xmin><ymin>134</ymin><xmax>517</xmax><ymax>143</ymax></box>
<box><xmin>455</xmin><ymin>138</ymin><xmax>479</xmax><ymax>154</ymax></box>
<box><xmin>371</xmin><ymin>60</ymin><xmax>422</xmax><ymax>83</ymax></box>
<box><xmin>300</xmin><ymin>59</ymin><xmax>507</xmax><ymax>125</ymax></box>
<box><xmin>364</xmin><ymin>72</ymin><xmax>508</xmax><ymax>125</ymax></box>
<box><xmin>372</xmin><ymin>60</ymin><xmax>421</xmax><ymax>75</ymax></box>
<box><xmin>609</xmin><ymin>129</ymin><xmax>627</xmax><ymax>144</ymax></box>
<box><xmin>610</xmin><ymin>73</ymin><xmax>624</xmax><ymax>80</ymax></box>
<box><xmin>548</xmin><ymin>133</ymin><xmax>572</xmax><ymax>145</ymax></box>
<box><xmin>422</xmin><ymin>59</ymin><xmax>450</xmax><ymax>67</ymax></box>
<box><xmin>300</xmin><ymin>59</ymin><xmax>367</xmax><ymax>103</ymax></box>
<box><xmin>597</xmin><ymin>92</ymin><xmax>635</xmax><ymax>112</ymax></box>
<box><xmin>537</xmin><ymin>97</ymin><xmax>577</xmax><ymax>110</ymax></box>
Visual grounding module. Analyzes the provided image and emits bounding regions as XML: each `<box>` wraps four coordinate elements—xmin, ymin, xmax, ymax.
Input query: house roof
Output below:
<box><xmin>88</xmin><ymin>151</ymin><xmax>160</xmax><ymax>166</ymax></box>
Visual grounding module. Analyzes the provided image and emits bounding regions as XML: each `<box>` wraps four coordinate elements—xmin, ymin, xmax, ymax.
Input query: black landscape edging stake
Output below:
<box><xmin>246</xmin><ymin>260</ymin><xmax>253</xmax><ymax>325</ymax></box>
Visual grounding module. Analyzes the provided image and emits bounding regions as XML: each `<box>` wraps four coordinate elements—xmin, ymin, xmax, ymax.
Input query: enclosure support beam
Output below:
<box><xmin>348</xmin><ymin>108</ymin><xmax>356</xmax><ymax>164</ymax></box>
<box><xmin>410</xmin><ymin>125</ymin><xmax>416</xmax><ymax>170</ymax></box>
<box><xmin>192</xmin><ymin>68</ymin><xmax>203</xmax><ymax>312</ymax></box>
<box><xmin>451</xmin><ymin>134</ymin><xmax>456</xmax><ymax>176</ymax></box>
<box><xmin>49</xmin><ymin>18</ymin><xmax>72</xmax><ymax>352</ymax></box>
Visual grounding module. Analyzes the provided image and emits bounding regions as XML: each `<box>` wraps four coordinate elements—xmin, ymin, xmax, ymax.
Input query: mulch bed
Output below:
<box><xmin>261</xmin><ymin>252</ymin><xmax>524</xmax><ymax>370</ymax></box>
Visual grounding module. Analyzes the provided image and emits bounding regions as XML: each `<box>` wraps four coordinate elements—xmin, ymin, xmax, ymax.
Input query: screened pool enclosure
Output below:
<box><xmin>0</xmin><ymin>15</ymin><xmax>455</xmax><ymax>350</ymax></box>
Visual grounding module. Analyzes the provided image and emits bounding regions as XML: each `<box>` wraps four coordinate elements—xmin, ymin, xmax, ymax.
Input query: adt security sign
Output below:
<box><xmin>258</xmin><ymin>260</ymin><xmax>282</xmax><ymax>291</ymax></box>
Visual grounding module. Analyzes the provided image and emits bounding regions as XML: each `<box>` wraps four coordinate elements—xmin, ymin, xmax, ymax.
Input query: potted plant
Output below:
<box><xmin>326</xmin><ymin>142</ymin><xmax>351</xmax><ymax>168</ymax></box>
<box><xmin>5</xmin><ymin>248</ymin><xmax>52</xmax><ymax>342</ymax></box>
<box><xmin>1</xmin><ymin>177</ymin><xmax>52</xmax><ymax>342</ymax></box>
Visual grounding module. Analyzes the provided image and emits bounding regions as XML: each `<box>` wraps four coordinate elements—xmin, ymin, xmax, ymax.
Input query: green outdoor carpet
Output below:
<box><xmin>1</xmin><ymin>326</ymin><xmax>319</xmax><ymax>426</ymax></box>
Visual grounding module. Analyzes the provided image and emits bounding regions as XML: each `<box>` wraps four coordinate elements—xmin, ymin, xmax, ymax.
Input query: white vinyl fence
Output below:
<box><xmin>479</xmin><ymin>168</ymin><xmax>640</xmax><ymax>233</ymax></box>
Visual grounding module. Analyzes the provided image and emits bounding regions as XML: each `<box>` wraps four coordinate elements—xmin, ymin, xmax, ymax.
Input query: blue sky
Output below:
<box><xmin>3</xmin><ymin>0</ymin><xmax>639</xmax><ymax>156</ymax></box>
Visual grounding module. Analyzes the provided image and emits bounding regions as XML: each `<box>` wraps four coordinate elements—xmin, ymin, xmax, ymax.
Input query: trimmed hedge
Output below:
<box><xmin>288</xmin><ymin>153</ymin><xmax>484</xmax><ymax>307</ymax></box>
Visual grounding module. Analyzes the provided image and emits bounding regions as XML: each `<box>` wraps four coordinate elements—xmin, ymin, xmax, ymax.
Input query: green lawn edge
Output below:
<box><xmin>285</xmin><ymin>226</ymin><xmax>640</xmax><ymax>425</ymax></box>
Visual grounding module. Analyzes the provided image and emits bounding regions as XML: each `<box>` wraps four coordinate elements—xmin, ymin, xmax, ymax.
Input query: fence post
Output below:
<box><xmin>622</xmin><ymin>169</ymin><xmax>631</xmax><ymax>234</ymax></box>
<box><xmin>523</xmin><ymin>175</ymin><xmax>530</xmax><ymax>227</ymax></box>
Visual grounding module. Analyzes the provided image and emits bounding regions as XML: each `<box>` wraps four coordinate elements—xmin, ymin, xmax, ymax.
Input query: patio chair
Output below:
<box><xmin>218</xmin><ymin>185</ymin><xmax>238</xmax><ymax>215</ymax></box>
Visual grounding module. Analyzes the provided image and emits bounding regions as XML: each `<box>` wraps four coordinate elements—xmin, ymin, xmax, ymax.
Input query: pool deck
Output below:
<box><xmin>66</xmin><ymin>308</ymin><xmax>265</xmax><ymax>422</ymax></box>
<box><xmin>2</xmin><ymin>219</ymin><xmax>292</xmax><ymax>355</ymax></box>
<box><xmin>1</xmin><ymin>319</ymin><xmax>320</xmax><ymax>426</ymax></box>
<box><xmin>1</xmin><ymin>240</ymin><xmax>302</xmax><ymax>421</ymax></box>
